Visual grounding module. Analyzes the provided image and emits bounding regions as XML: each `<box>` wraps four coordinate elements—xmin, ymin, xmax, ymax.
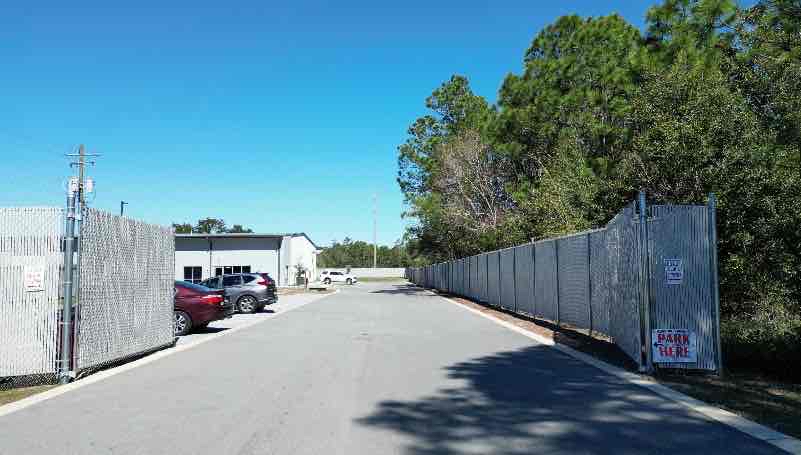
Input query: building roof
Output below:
<box><xmin>175</xmin><ymin>232</ymin><xmax>320</xmax><ymax>250</ymax></box>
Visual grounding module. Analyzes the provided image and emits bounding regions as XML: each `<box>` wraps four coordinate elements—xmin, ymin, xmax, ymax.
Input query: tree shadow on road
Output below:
<box><xmin>355</xmin><ymin>345</ymin><xmax>780</xmax><ymax>455</ymax></box>
<box><xmin>370</xmin><ymin>284</ymin><xmax>438</xmax><ymax>297</ymax></box>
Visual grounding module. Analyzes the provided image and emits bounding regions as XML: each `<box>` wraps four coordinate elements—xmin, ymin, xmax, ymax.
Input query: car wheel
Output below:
<box><xmin>238</xmin><ymin>295</ymin><xmax>258</xmax><ymax>314</ymax></box>
<box><xmin>346</xmin><ymin>278</ymin><xmax>352</xmax><ymax>285</ymax></box>
<box><xmin>174</xmin><ymin>311</ymin><xmax>192</xmax><ymax>336</ymax></box>
<box><xmin>324</xmin><ymin>278</ymin><xmax>331</xmax><ymax>285</ymax></box>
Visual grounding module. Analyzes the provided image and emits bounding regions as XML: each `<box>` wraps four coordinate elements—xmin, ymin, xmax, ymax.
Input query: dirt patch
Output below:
<box><xmin>278</xmin><ymin>287</ymin><xmax>334</xmax><ymax>296</ymax></box>
<box><xmin>656</xmin><ymin>371</ymin><xmax>801</xmax><ymax>439</ymax></box>
<box><xmin>356</xmin><ymin>277</ymin><xmax>408</xmax><ymax>283</ymax></box>
<box><xmin>442</xmin><ymin>292</ymin><xmax>801</xmax><ymax>439</ymax></box>
<box><xmin>0</xmin><ymin>385</ymin><xmax>55</xmax><ymax>406</ymax></box>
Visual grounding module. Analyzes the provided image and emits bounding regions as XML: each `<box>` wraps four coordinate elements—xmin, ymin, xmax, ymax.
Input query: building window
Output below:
<box><xmin>183</xmin><ymin>266</ymin><xmax>202</xmax><ymax>284</ymax></box>
<box><xmin>215</xmin><ymin>265</ymin><xmax>251</xmax><ymax>276</ymax></box>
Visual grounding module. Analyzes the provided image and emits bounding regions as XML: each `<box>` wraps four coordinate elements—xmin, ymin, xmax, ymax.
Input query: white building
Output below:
<box><xmin>175</xmin><ymin>233</ymin><xmax>320</xmax><ymax>286</ymax></box>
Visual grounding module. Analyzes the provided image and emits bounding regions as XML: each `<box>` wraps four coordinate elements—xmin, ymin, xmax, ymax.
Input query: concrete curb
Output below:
<box><xmin>0</xmin><ymin>290</ymin><xmax>340</xmax><ymax>419</ymax></box>
<box><xmin>436</xmin><ymin>291</ymin><xmax>801</xmax><ymax>455</ymax></box>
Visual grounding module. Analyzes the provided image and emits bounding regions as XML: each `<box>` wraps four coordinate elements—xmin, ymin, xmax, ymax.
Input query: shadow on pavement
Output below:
<box><xmin>370</xmin><ymin>284</ymin><xmax>437</xmax><ymax>297</ymax></box>
<box><xmin>356</xmin><ymin>345</ymin><xmax>780</xmax><ymax>455</ymax></box>
<box><xmin>194</xmin><ymin>326</ymin><xmax>229</xmax><ymax>334</ymax></box>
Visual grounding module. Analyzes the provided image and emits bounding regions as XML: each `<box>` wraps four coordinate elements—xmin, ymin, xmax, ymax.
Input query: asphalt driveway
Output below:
<box><xmin>0</xmin><ymin>282</ymin><xmax>786</xmax><ymax>454</ymax></box>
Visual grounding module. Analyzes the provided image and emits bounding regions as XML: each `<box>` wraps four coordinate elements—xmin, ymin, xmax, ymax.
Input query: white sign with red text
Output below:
<box><xmin>652</xmin><ymin>329</ymin><xmax>696</xmax><ymax>363</ymax></box>
<box><xmin>24</xmin><ymin>266</ymin><xmax>45</xmax><ymax>292</ymax></box>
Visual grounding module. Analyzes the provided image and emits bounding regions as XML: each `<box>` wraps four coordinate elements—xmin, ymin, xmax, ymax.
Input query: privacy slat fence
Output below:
<box><xmin>0</xmin><ymin>208</ymin><xmax>64</xmax><ymax>383</ymax></box>
<box><xmin>407</xmin><ymin>196</ymin><xmax>722</xmax><ymax>374</ymax></box>
<box><xmin>1</xmin><ymin>207</ymin><xmax>174</xmax><ymax>387</ymax></box>
<box><xmin>76</xmin><ymin>209</ymin><xmax>175</xmax><ymax>371</ymax></box>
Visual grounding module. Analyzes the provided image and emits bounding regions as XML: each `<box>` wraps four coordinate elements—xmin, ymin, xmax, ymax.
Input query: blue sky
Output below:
<box><xmin>0</xmin><ymin>1</ymin><xmax>655</xmax><ymax>246</ymax></box>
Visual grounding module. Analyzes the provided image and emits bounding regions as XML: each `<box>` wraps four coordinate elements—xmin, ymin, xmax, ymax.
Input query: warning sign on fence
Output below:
<box><xmin>664</xmin><ymin>258</ymin><xmax>683</xmax><ymax>285</ymax></box>
<box><xmin>652</xmin><ymin>329</ymin><xmax>696</xmax><ymax>363</ymax></box>
<box><xmin>24</xmin><ymin>266</ymin><xmax>45</xmax><ymax>292</ymax></box>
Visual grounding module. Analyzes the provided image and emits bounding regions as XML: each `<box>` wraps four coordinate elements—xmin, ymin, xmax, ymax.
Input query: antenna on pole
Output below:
<box><xmin>373</xmin><ymin>193</ymin><xmax>378</xmax><ymax>269</ymax></box>
<box><xmin>66</xmin><ymin>145</ymin><xmax>100</xmax><ymax>206</ymax></box>
<box><xmin>59</xmin><ymin>145</ymin><xmax>100</xmax><ymax>384</ymax></box>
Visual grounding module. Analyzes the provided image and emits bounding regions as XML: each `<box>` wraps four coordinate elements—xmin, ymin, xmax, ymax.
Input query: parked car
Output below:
<box><xmin>319</xmin><ymin>270</ymin><xmax>358</xmax><ymax>285</ymax></box>
<box><xmin>174</xmin><ymin>281</ymin><xmax>233</xmax><ymax>336</ymax></box>
<box><xmin>256</xmin><ymin>272</ymin><xmax>278</xmax><ymax>304</ymax></box>
<box><xmin>199</xmin><ymin>273</ymin><xmax>275</xmax><ymax>313</ymax></box>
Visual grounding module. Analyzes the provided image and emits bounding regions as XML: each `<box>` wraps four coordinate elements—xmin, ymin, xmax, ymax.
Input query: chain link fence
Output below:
<box><xmin>76</xmin><ymin>209</ymin><xmax>175</xmax><ymax>374</ymax></box>
<box><xmin>0</xmin><ymin>207</ymin><xmax>174</xmax><ymax>388</ymax></box>
<box><xmin>407</xmin><ymin>197</ymin><xmax>722</xmax><ymax>374</ymax></box>
<box><xmin>0</xmin><ymin>208</ymin><xmax>64</xmax><ymax>388</ymax></box>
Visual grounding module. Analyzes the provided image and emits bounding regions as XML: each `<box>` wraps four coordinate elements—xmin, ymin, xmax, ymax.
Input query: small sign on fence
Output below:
<box><xmin>664</xmin><ymin>258</ymin><xmax>683</xmax><ymax>285</ymax></box>
<box><xmin>24</xmin><ymin>266</ymin><xmax>45</xmax><ymax>292</ymax></box>
<box><xmin>652</xmin><ymin>329</ymin><xmax>696</xmax><ymax>363</ymax></box>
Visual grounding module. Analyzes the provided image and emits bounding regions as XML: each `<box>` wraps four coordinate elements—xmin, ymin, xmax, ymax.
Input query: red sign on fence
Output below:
<box><xmin>652</xmin><ymin>329</ymin><xmax>697</xmax><ymax>363</ymax></box>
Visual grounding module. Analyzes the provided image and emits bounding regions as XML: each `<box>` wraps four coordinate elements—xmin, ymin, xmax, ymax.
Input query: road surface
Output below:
<box><xmin>0</xmin><ymin>282</ymin><xmax>785</xmax><ymax>454</ymax></box>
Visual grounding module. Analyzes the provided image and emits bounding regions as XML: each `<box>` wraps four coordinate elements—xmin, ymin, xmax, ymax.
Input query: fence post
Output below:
<box><xmin>587</xmin><ymin>233</ymin><xmax>593</xmax><ymax>338</ymax></box>
<box><xmin>638</xmin><ymin>191</ymin><xmax>653</xmax><ymax>373</ymax></box>
<box><xmin>485</xmin><ymin>253</ymin><xmax>489</xmax><ymax>303</ymax></box>
<box><xmin>497</xmin><ymin>251</ymin><xmax>502</xmax><ymax>307</ymax></box>
<box><xmin>531</xmin><ymin>240</ymin><xmax>537</xmax><ymax>317</ymax></box>
<box><xmin>708</xmin><ymin>193</ymin><xmax>724</xmax><ymax>377</ymax></box>
<box><xmin>555</xmin><ymin>239</ymin><xmax>560</xmax><ymax>327</ymax></box>
<box><xmin>512</xmin><ymin>248</ymin><xmax>517</xmax><ymax>312</ymax></box>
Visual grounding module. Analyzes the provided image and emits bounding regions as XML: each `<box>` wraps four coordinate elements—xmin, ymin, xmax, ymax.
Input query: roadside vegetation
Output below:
<box><xmin>171</xmin><ymin>218</ymin><xmax>253</xmax><ymax>234</ymax></box>
<box><xmin>398</xmin><ymin>0</ymin><xmax>800</xmax><ymax>382</ymax></box>
<box><xmin>317</xmin><ymin>238</ymin><xmax>424</xmax><ymax>268</ymax></box>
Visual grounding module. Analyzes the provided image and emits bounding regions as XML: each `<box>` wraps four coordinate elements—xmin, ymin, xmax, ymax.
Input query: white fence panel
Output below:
<box><xmin>76</xmin><ymin>209</ymin><xmax>175</xmax><ymax>371</ymax></box>
<box><xmin>0</xmin><ymin>208</ymin><xmax>64</xmax><ymax>379</ymax></box>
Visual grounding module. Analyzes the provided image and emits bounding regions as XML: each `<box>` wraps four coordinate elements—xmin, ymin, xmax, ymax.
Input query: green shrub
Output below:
<box><xmin>721</xmin><ymin>303</ymin><xmax>801</xmax><ymax>382</ymax></box>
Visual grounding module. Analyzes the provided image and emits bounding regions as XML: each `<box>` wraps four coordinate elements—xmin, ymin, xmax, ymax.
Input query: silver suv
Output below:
<box><xmin>199</xmin><ymin>273</ymin><xmax>274</xmax><ymax>313</ymax></box>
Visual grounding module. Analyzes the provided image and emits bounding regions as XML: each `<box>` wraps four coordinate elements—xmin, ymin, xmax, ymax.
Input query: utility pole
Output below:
<box><xmin>60</xmin><ymin>145</ymin><xmax>99</xmax><ymax>384</ymax></box>
<box><xmin>373</xmin><ymin>193</ymin><xmax>378</xmax><ymax>269</ymax></box>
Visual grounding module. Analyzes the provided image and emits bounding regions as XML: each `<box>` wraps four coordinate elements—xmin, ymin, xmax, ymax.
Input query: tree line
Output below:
<box><xmin>172</xmin><ymin>218</ymin><xmax>253</xmax><ymax>234</ymax></box>
<box><xmin>317</xmin><ymin>238</ymin><xmax>423</xmax><ymax>268</ymax></box>
<box><xmin>398</xmin><ymin>0</ymin><xmax>800</xmax><ymax>378</ymax></box>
